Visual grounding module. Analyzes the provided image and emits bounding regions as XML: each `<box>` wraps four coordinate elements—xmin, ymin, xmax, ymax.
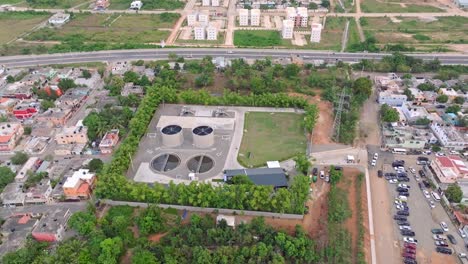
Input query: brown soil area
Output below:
<box><xmin>361</xmin><ymin>174</ymin><xmax>372</xmax><ymax>264</ymax></box>
<box><xmin>288</xmin><ymin>92</ymin><xmax>335</xmax><ymax>145</ymax></box>
<box><xmin>148</xmin><ymin>232</ymin><xmax>168</xmax><ymax>242</ymax></box>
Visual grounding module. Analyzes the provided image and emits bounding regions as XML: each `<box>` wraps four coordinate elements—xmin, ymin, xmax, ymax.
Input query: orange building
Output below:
<box><xmin>62</xmin><ymin>169</ymin><xmax>96</xmax><ymax>200</ymax></box>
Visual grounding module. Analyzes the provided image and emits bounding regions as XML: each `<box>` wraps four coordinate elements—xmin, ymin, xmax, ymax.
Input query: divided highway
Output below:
<box><xmin>0</xmin><ymin>48</ymin><xmax>468</xmax><ymax>67</ymax></box>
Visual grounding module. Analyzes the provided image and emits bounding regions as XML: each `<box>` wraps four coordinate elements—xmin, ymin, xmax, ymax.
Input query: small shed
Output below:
<box><xmin>266</xmin><ymin>161</ymin><xmax>281</xmax><ymax>168</ymax></box>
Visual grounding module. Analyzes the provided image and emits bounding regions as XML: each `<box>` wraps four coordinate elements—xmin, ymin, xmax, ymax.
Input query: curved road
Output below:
<box><xmin>0</xmin><ymin>48</ymin><xmax>467</xmax><ymax>67</ymax></box>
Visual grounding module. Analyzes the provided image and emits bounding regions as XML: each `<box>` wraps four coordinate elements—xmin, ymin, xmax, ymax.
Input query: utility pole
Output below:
<box><xmin>332</xmin><ymin>87</ymin><xmax>347</xmax><ymax>141</ymax></box>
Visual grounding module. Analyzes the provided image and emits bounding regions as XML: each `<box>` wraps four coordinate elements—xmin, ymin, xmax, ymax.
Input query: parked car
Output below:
<box><xmin>435</xmin><ymin>240</ymin><xmax>449</xmax><ymax>247</ymax></box>
<box><xmin>422</xmin><ymin>180</ymin><xmax>431</xmax><ymax>188</ymax></box>
<box><xmin>320</xmin><ymin>171</ymin><xmax>325</xmax><ymax>179</ymax></box>
<box><xmin>396</xmin><ymin>205</ymin><xmax>409</xmax><ymax>211</ymax></box>
<box><xmin>440</xmin><ymin>222</ymin><xmax>449</xmax><ymax>232</ymax></box>
<box><xmin>431</xmin><ymin>228</ymin><xmax>444</xmax><ymax>234</ymax></box>
<box><xmin>398</xmin><ymin>177</ymin><xmax>410</xmax><ymax>182</ymax></box>
<box><xmin>399</xmin><ymin>226</ymin><xmax>412</xmax><ymax>231</ymax></box>
<box><xmin>389</xmin><ymin>179</ymin><xmax>398</xmax><ymax>184</ymax></box>
<box><xmin>403</xmin><ymin>247</ymin><xmax>416</xmax><ymax>254</ymax></box>
<box><xmin>459</xmin><ymin>228</ymin><xmax>467</xmax><ymax>238</ymax></box>
<box><xmin>401</xmin><ymin>230</ymin><xmax>415</xmax><ymax>236</ymax></box>
<box><xmin>447</xmin><ymin>234</ymin><xmax>457</xmax><ymax>244</ymax></box>
<box><xmin>377</xmin><ymin>170</ymin><xmax>383</xmax><ymax>177</ymax></box>
<box><xmin>409</xmin><ymin>167</ymin><xmax>416</xmax><ymax>174</ymax></box>
<box><xmin>403</xmin><ymin>258</ymin><xmax>417</xmax><ymax>264</ymax></box>
<box><xmin>398</xmin><ymin>183</ymin><xmax>411</xmax><ymax>189</ymax></box>
<box><xmin>394</xmin><ymin>215</ymin><xmax>407</xmax><ymax>221</ymax></box>
<box><xmin>397</xmin><ymin>187</ymin><xmax>409</xmax><ymax>192</ymax></box>
<box><xmin>423</xmin><ymin>190</ymin><xmax>431</xmax><ymax>199</ymax></box>
<box><xmin>312</xmin><ymin>168</ymin><xmax>318</xmax><ymax>176</ymax></box>
<box><xmin>397</xmin><ymin>210</ymin><xmax>410</xmax><ymax>216</ymax></box>
<box><xmin>429</xmin><ymin>201</ymin><xmax>435</xmax><ymax>209</ymax></box>
<box><xmin>371</xmin><ymin>159</ymin><xmax>376</xmax><ymax>166</ymax></box>
<box><xmin>417</xmin><ymin>157</ymin><xmax>429</xmax><ymax>165</ymax></box>
<box><xmin>399</xmin><ymin>192</ymin><xmax>410</xmax><ymax>197</ymax></box>
<box><xmin>402</xmin><ymin>252</ymin><xmax>416</xmax><ymax>259</ymax></box>
<box><xmin>418</xmin><ymin>170</ymin><xmax>426</xmax><ymax>177</ymax></box>
<box><xmin>334</xmin><ymin>166</ymin><xmax>343</xmax><ymax>171</ymax></box>
<box><xmin>374</xmin><ymin>153</ymin><xmax>379</xmax><ymax>160</ymax></box>
<box><xmin>436</xmin><ymin>247</ymin><xmax>452</xmax><ymax>255</ymax></box>
<box><xmin>398</xmin><ymin>220</ymin><xmax>411</xmax><ymax>226</ymax></box>
<box><xmin>404</xmin><ymin>242</ymin><xmax>417</xmax><ymax>249</ymax></box>
<box><xmin>403</xmin><ymin>237</ymin><xmax>418</xmax><ymax>244</ymax></box>
<box><xmin>418</xmin><ymin>182</ymin><xmax>423</xmax><ymax>189</ymax></box>
<box><xmin>325</xmin><ymin>176</ymin><xmax>330</xmax><ymax>183</ymax></box>
<box><xmin>436</xmin><ymin>105</ymin><xmax>446</xmax><ymax>109</ymax></box>
<box><xmin>433</xmin><ymin>234</ymin><xmax>447</xmax><ymax>240</ymax></box>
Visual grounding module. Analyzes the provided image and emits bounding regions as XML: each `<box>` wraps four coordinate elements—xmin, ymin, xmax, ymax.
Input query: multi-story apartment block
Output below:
<box><xmin>239</xmin><ymin>9</ymin><xmax>249</xmax><ymax>26</ymax></box>
<box><xmin>286</xmin><ymin>7</ymin><xmax>308</xmax><ymax>27</ymax></box>
<box><xmin>211</xmin><ymin>0</ymin><xmax>220</xmax><ymax>6</ymax></box>
<box><xmin>202</xmin><ymin>0</ymin><xmax>210</xmax><ymax>6</ymax></box>
<box><xmin>206</xmin><ymin>23</ymin><xmax>218</xmax><ymax>40</ymax></box>
<box><xmin>194</xmin><ymin>25</ymin><xmax>206</xmax><ymax>40</ymax></box>
<box><xmin>430</xmin><ymin>123</ymin><xmax>468</xmax><ymax>150</ymax></box>
<box><xmin>250</xmin><ymin>9</ymin><xmax>260</xmax><ymax>26</ymax></box>
<box><xmin>310</xmin><ymin>23</ymin><xmax>322</xmax><ymax>43</ymax></box>
<box><xmin>187</xmin><ymin>13</ymin><xmax>198</xmax><ymax>26</ymax></box>
<box><xmin>282</xmin><ymin>19</ymin><xmax>294</xmax><ymax>39</ymax></box>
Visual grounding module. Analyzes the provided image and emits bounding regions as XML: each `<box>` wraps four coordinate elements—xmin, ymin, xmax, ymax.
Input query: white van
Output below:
<box><xmin>431</xmin><ymin>191</ymin><xmax>441</xmax><ymax>201</ymax></box>
<box><xmin>398</xmin><ymin>195</ymin><xmax>408</xmax><ymax>202</ymax></box>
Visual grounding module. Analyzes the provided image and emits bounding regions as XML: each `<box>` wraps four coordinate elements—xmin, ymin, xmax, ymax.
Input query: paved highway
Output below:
<box><xmin>0</xmin><ymin>48</ymin><xmax>467</xmax><ymax>67</ymax></box>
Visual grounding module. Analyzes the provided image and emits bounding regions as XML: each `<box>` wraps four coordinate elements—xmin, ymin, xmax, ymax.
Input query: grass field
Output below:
<box><xmin>362</xmin><ymin>16</ymin><xmax>468</xmax><ymax>45</ymax></box>
<box><xmin>346</xmin><ymin>19</ymin><xmax>361</xmax><ymax>51</ymax></box>
<box><xmin>25</xmin><ymin>13</ymin><xmax>179</xmax><ymax>44</ymax></box>
<box><xmin>237</xmin><ymin>112</ymin><xmax>306</xmax><ymax>168</ymax></box>
<box><xmin>109</xmin><ymin>0</ymin><xmax>184</xmax><ymax>10</ymax></box>
<box><xmin>0</xmin><ymin>0</ymin><xmax>23</xmax><ymax>4</ymax></box>
<box><xmin>16</xmin><ymin>0</ymin><xmax>89</xmax><ymax>9</ymax></box>
<box><xmin>0</xmin><ymin>11</ymin><xmax>49</xmax><ymax>44</ymax></box>
<box><xmin>361</xmin><ymin>0</ymin><xmax>444</xmax><ymax>13</ymax></box>
<box><xmin>234</xmin><ymin>30</ymin><xmax>282</xmax><ymax>47</ymax></box>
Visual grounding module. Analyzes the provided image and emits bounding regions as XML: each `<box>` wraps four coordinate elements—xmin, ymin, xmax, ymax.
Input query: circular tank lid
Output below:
<box><xmin>161</xmin><ymin>125</ymin><xmax>182</xmax><ymax>135</ymax></box>
<box><xmin>192</xmin><ymin>125</ymin><xmax>213</xmax><ymax>136</ymax></box>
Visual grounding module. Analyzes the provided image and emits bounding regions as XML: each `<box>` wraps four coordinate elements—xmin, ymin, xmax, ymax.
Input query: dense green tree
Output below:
<box><xmin>446</xmin><ymin>105</ymin><xmax>461</xmax><ymax>114</ymax></box>
<box><xmin>58</xmin><ymin>78</ymin><xmax>77</xmax><ymax>92</ymax></box>
<box><xmin>446</xmin><ymin>184</ymin><xmax>463</xmax><ymax>203</ymax></box>
<box><xmin>6</xmin><ymin>75</ymin><xmax>15</xmax><ymax>83</ymax></box>
<box><xmin>69</xmin><ymin>211</ymin><xmax>97</xmax><ymax>236</ymax></box>
<box><xmin>98</xmin><ymin>237</ymin><xmax>123</xmax><ymax>264</ymax></box>
<box><xmin>136</xmin><ymin>206</ymin><xmax>166</xmax><ymax>235</ymax></box>
<box><xmin>41</xmin><ymin>99</ymin><xmax>55</xmax><ymax>111</ymax></box>
<box><xmin>308</xmin><ymin>2</ymin><xmax>318</xmax><ymax>9</ymax></box>
<box><xmin>123</xmin><ymin>71</ymin><xmax>140</xmax><ymax>83</ymax></box>
<box><xmin>352</xmin><ymin>77</ymin><xmax>372</xmax><ymax>102</ymax></box>
<box><xmin>294</xmin><ymin>154</ymin><xmax>310</xmax><ymax>175</ymax></box>
<box><xmin>436</xmin><ymin>95</ymin><xmax>449</xmax><ymax>103</ymax></box>
<box><xmin>81</xmin><ymin>69</ymin><xmax>92</xmax><ymax>79</ymax></box>
<box><xmin>24</xmin><ymin>126</ymin><xmax>32</xmax><ymax>135</ymax></box>
<box><xmin>0</xmin><ymin>166</ymin><xmax>15</xmax><ymax>191</ymax></box>
<box><xmin>380</xmin><ymin>104</ymin><xmax>399</xmax><ymax>122</ymax></box>
<box><xmin>417</xmin><ymin>83</ymin><xmax>436</xmax><ymax>91</ymax></box>
<box><xmin>454</xmin><ymin>96</ymin><xmax>465</xmax><ymax>105</ymax></box>
<box><xmin>415</xmin><ymin>117</ymin><xmax>431</xmax><ymax>126</ymax></box>
<box><xmin>321</xmin><ymin>0</ymin><xmax>330</xmax><ymax>7</ymax></box>
<box><xmin>88</xmin><ymin>158</ymin><xmax>104</xmax><ymax>173</ymax></box>
<box><xmin>11</xmin><ymin>151</ymin><xmax>29</xmax><ymax>165</ymax></box>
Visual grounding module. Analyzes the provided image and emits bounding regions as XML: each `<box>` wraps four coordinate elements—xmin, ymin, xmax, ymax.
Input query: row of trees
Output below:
<box><xmin>94</xmin><ymin>84</ymin><xmax>317</xmax><ymax>214</ymax></box>
<box><xmin>83</xmin><ymin>106</ymin><xmax>134</xmax><ymax>142</ymax></box>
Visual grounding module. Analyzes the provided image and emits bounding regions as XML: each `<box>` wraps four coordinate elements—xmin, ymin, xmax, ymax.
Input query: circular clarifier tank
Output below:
<box><xmin>187</xmin><ymin>155</ymin><xmax>214</xmax><ymax>174</ymax></box>
<box><xmin>150</xmin><ymin>154</ymin><xmax>181</xmax><ymax>172</ymax></box>
<box><xmin>192</xmin><ymin>125</ymin><xmax>214</xmax><ymax>148</ymax></box>
<box><xmin>161</xmin><ymin>125</ymin><xmax>183</xmax><ymax>147</ymax></box>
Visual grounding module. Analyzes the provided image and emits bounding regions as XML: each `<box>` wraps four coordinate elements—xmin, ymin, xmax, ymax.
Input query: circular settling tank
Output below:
<box><xmin>187</xmin><ymin>155</ymin><xmax>214</xmax><ymax>174</ymax></box>
<box><xmin>151</xmin><ymin>154</ymin><xmax>181</xmax><ymax>172</ymax></box>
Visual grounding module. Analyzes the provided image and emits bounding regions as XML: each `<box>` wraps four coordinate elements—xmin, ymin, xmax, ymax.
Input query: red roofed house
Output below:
<box><xmin>99</xmin><ymin>129</ymin><xmax>119</xmax><ymax>154</ymax></box>
<box><xmin>430</xmin><ymin>155</ymin><xmax>468</xmax><ymax>184</ymax></box>
<box><xmin>32</xmin><ymin>208</ymin><xmax>70</xmax><ymax>242</ymax></box>
<box><xmin>0</xmin><ymin>122</ymin><xmax>24</xmax><ymax>152</ymax></box>
<box><xmin>13</xmin><ymin>103</ymin><xmax>38</xmax><ymax>119</ymax></box>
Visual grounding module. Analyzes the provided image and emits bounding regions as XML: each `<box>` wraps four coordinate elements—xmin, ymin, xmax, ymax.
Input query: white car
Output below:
<box><xmin>371</xmin><ymin>159</ymin><xmax>376</xmax><ymax>166</ymax></box>
<box><xmin>403</xmin><ymin>237</ymin><xmax>418</xmax><ymax>244</ymax></box>
<box><xmin>389</xmin><ymin>179</ymin><xmax>398</xmax><ymax>184</ymax></box>
<box><xmin>374</xmin><ymin>153</ymin><xmax>379</xmax><ymax>160</ymax></box>
<box><xmin>398</xmin><ymin>183</ymin><xmax>410</xmax><ymax>189</ymax></box>
<box><xmin>399</xmin><ymin>226</ymin><xmax>412</xmax><ymax>231</ymax></box>
<box><xmin>433</xmin><ymin>234</ymin><xmax>447</xmax><ymax>240</ymax></box>
<box><xmin>429</xmin><ymin>201</ymin><xmax>435</xmax><ymax>209</ymax></box>
<box><xmin>423</xmin><ymin>190</ymin><xmax>431</xmax><ymax>199</ymax></box>
<box><xmin>415</xmin><ymin>175</ymin><xmax>421</xmax><ymax>182</ymax></box>
<box><xmin>459</xmin><ymin>228</ymin><xmax>467</xmax><ymax>238</ymax></box>
<box><xmin>409</xmin><ymin>167</ymin><xmax>416</xmax><ymax>174</ymax></box>
<box><xmin>436</xmin><ymin>152</ymin><xmax>446</xmax><ymax>157</ymax></box>
<box><xmin>396</xmin><ymin>204</ymin><xmax>405</xmax><ymax>210</ymax></box>
<box><xmin>440</xmin><ymin>222</ymin><xmax>449</xmax><ymax>232</ymax></box>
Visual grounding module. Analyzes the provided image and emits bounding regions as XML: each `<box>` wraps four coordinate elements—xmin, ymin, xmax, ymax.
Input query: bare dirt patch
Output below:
<box><xmin>148</xmin><ymin>232</ymin><xmax>168</xmax><ymax>242</ymax></box>
<box><xmin>288</xmin><ymin>92</ymin><xmax>334</xmax><ymax>145</ymax></box>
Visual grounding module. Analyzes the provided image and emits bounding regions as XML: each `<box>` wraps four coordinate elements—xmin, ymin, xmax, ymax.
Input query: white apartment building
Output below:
<box><xmin>430</xmin><ymin>123</ymin><xmax>468</xmax><ymax>150</ymax></box>
<box><xmin>239</xmin><ymin>9</ymin><xmax>249</xmax><ymax>26</ymax></box>
<box><xmin>211</xmin><ymin>0</ymin><xmax>220</xmax><ymax>6</ymax></box>
<box><xmin>194</xmin><ymin>26</ymin><xmax>206</xmax><ymax>40</ymax></box>
<box><xmin>206</xmin><ymin>23</ymin><xmax>218</xmax><ymax>40</ymax></box>
<box><xmin>198</xmin><ymin>11</ymin><xmax>209</xmax><ymax>23</ymax></box>
<box><xmin>310</xmin><ymin>23</ymin><xmax>322</xmax><ymax>43</ymax></box>
<box><xmin>286</xmin><ymin>7</ymin><xmax>296</xmax><ymax>20</ymax></box>
<box><xmin>282</xmin><ymin>19</ymin><xmax>294</xmax><ymax>39</ymax></box>
<box><xmin>250</xmin><ymin>9</ymin><xmax>260</xmax><ymax>26</ymax></box>
<box><xmin>202</xmin><ymin>0</ymin><xmax>210</xmax><ymax>6</ymax></box>
<box><xmin>296</xmin><ymin>7</ymin><xmax>308</xmax><ymax>27</ymax></box>
<box><xmin>187</xmin><ymin>13</ymin><xmax>198</xmax><ymax>26</ymax></box>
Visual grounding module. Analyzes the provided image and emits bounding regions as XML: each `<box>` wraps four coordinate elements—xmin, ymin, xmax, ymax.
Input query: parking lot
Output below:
<box><xmin>368</xmin><ymin>146</ymin><xmax>467</xmax><ymax>264</ymax></box>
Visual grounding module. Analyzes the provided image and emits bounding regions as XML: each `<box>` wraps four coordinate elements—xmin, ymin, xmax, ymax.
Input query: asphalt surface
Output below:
<box><xmin>0</xmin><ymin>49</ymin><xmax>468</xmax><ymax>68</ymax></box>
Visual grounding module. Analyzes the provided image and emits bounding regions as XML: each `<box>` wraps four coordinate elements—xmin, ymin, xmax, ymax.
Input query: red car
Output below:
<box><xmin>404</xmin><ymin>242</ymin><xmax>417</xmax><ymax>249</ymax></box>
<box><xmin>403</xmin><ymin>248</ymin><xmax>416</xmax><ymax>254</ymax></box>
<box><xmin>402</xmin><ymin>252</ymin><xmax>416</xmax><ymax>259</ymax></box>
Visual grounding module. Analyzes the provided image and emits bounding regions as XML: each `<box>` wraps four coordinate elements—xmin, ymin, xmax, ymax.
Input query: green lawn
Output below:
<box><xmin>0</xmin><ymin>0</ymin><xmax>23</xmax><ymax>4</ymax></box>
<box><xmin>17</xmin><ymin>0</ymin><xmax>89</xmax><ymax>9</ymax></box>
<box><xmin>302</xmin><ymin>17</ymin><xmax>347</xmax><ymax>51</ymax></box>
<box><xmin>0</xmin><ymin>11</ymin><xmax>49</xmax><ymax>44</ymax></box>
<box><xmin>346</xmin><ymin>18</ymin><xmax>361</xmax><ymax>51</ymax></box>
<box><xmin>362</xmin><ymin>16</ymin><xmax>468</xmax><ymax>45</ymax></box>
<box><xmin>238</xmin><ymin>112</ymin><xmax>306</xmax><ymax>168</ymax></box>
<box><xmin>234</xmin><ymin>30</ymin><xmax>282</xmax><ymax>47</ymax></box>
<box><xmin>25</xmin><ymin>13</ymin><xmax>178</xmax><ymax>44</ymax></box>
<box><xmin>109</xmin><ymin>0</ymin><xmax>184</xmax><ymax>10</ymax></box>
<box><xmin>361</xmin><ymin>0</ymin><xmax>444</xmax><ymax>13</ymax></box>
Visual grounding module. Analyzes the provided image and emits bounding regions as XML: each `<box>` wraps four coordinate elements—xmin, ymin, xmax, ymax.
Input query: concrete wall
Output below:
<box><xmin>102</xmin><ymin>199</ymin><xmax>304</xmax><ymax>219</ymax></box>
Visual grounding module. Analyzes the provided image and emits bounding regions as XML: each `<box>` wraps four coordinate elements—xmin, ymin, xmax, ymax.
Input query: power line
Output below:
<box><xmin>332</xmin><ymin>87</ymin><xmax>347</xmax><ymax>141</ymax></box>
